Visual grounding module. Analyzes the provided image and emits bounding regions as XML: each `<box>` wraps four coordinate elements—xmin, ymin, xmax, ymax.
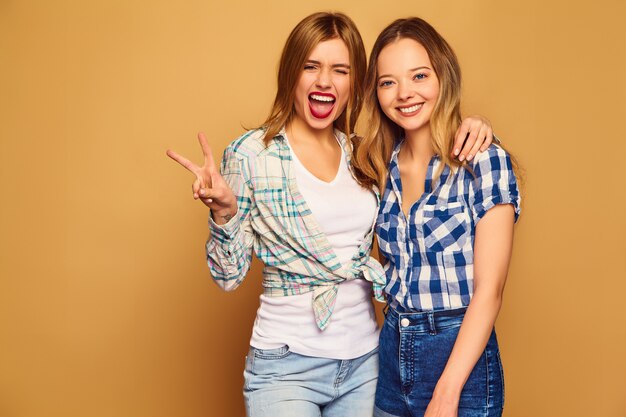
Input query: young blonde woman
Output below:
<box><xmin>168</xmin><ymin>13</ymin><xmax>494</xmax><ymax>417</ymax></box>
<box><xmin>353</xmin><ymin>18</ymin><xmax>521</xmax><ymax>417</ymax></box>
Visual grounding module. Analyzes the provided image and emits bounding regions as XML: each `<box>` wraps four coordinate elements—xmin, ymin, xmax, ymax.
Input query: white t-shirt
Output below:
<box><xmin>249</xmin><ymin>138</ymin><xmax>379</xmax><ymax>359</ymax></box>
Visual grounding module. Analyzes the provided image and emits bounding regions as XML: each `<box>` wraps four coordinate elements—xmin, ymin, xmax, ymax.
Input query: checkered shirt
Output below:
<box><xmin>376</xmin><ymin>142</ymin><xmax>521</xmax><ymax>312</ymax></box>
<box><xmin>206</xmin><ymin>128</ymin><xmax>385</xmax><ymax>330</ymax></box>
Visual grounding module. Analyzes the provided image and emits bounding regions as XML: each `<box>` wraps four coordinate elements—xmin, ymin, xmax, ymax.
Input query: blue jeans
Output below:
<box><xmin>243</xmin><ymin>345</ymin><xmax>379</xmax><ymax>417</ymax></box>
<box><xmin>374</xmin><ymin>307</ymin><xmax>504</xmax><ymax>417</ymax></box>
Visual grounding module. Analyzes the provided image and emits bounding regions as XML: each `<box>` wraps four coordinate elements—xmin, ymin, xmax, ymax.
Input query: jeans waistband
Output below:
<box><xmin>386</xmin><ymin>306</ymin><xmax>468</xmax><ymax>334</ymax></box>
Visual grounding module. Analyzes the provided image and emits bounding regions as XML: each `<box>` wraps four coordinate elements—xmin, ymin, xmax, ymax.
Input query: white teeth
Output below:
<box><xmin>310</xmin><ymin>94</ymin><xmax>335</xmax><ymax>102</ymax></box>
<box><xmin>399</xmin><ymin>104</ymin><xmax>422</xmax><ymax>113</ymax></box>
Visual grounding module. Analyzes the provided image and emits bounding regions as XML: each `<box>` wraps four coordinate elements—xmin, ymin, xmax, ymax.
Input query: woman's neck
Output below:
<box><xmin>286</xmin><ymin>117</ymin><xmax>336</xmax><ymax>147</ymax></box>
<box><xmin>401</xmin><ymin>126</ymin><xmax>435</xmax><ymax>163</ymax></box>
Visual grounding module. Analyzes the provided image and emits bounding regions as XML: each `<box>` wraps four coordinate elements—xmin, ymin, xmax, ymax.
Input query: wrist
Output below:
<box><xmin>211</xmin><ymin>207</ymin><xmax>237</xmax><ymax>225</ymax></box>
<box><xmin>433</xmin><ymin>375</ymin><xmax>464</xmax><ymax>400</ymax></box>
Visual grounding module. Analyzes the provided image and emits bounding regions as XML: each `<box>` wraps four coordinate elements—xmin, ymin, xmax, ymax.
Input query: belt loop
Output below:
<box><xmin>428</xmin><ymin>312</ymin><xmax>436</xmax><ymax>335</ymax></box>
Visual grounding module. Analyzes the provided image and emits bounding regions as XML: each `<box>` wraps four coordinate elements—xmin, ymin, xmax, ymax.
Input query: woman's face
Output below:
<box><xmin>292</xmin><ymin>38</ymin><xmax>351</xmax><ymax>131</ymax></box>
<box><xmin>376</xmin><ymin>38</ymin><xmax>440</xmax><ymax>136</ymax></box>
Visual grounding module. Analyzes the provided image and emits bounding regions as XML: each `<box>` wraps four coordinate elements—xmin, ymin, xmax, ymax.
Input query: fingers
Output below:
<box><xmin>458</xmin><ymin>123</ymin><xmax>479</xmax><ymax>162</ymax></box>
<box><xmin>192</xmin><ymin>177</ymin><xmax>202</xmax><ymax>199</ymax></box>
<box><xmin>452</xmin><ymin>120</ymin><xmax>471</xmax><ymax>157</ymax></box>
<box><xmin>455</xmin><ymin>116</ymin><xmax>494</xmax><ymax>161</ymax></box>
<box><xmin>194</xmin><ymin>183</ymin><xmax>216</xmax><ymax>206</ymax></box>
<box><xmin>466</xmin><ymin>125</ymin><xmax>488</xmax><ymax>161</ymax></box>
<box><xmin>166</xmin><ymin>149</ymin><xmax>198</xmax><ymax>173</ymax></box>
<box><xmin>197</xmin><ymin>132</ymin><xmax>217</xmax><ymax>171</ymax></box>
<box><xmin>198</xmin><ymin>188</ymin><xmax>213</xmax><ymax>204</ymax></box>
<box><xmin>197</xmin><ymin>172</ymin><xmax>221</xmax><ymax>202</ymax></box>
<box><xmin>199</xmin><ymin>172</ymin><xmax>235</xmax><ymax>205</ymax></box>
<box><xmin>479</xmin><ymin>126</ymin><xmax>494</xmax><ymax>152</ymax></box>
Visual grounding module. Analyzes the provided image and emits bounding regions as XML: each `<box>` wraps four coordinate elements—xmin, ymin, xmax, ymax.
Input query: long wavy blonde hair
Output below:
<box><xmin>353</xmin><ymin>17</ymin><xmax>465</xmax><ymax>189</ymax></box>
<box><xmin>260</xmin><ymin>12</ymin><xmax>367</xmax><ymax>146</ymax></box>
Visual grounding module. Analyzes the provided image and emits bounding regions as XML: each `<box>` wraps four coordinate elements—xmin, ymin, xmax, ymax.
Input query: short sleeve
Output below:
<box><xmin>469</xmin><ymin>144</ymin><xmax>521</xmax><ymax>223</ymax></box>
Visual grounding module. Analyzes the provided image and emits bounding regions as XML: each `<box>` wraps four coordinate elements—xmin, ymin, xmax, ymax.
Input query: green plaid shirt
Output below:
<box><xmin>206</xmin><ymin>128</ymin><xmax>385</xmax><ymax>330</ymax></box>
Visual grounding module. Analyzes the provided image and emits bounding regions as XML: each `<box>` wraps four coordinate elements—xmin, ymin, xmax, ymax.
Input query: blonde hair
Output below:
<box><xmin>260</xmin><ymin>12</ymin><xmax>367</xmax><ymax>146</ymax></box>
<box><xmin>354</xmin><ymin>17</ymin><xmax>472</xmax><ymax>189</ymax></box>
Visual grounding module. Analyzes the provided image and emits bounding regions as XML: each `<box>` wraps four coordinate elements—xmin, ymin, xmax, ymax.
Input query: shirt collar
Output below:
<box><xmin>387</xmin><ymin>139</ymin><xmax>443</xmax><ymax>201</ymax></box>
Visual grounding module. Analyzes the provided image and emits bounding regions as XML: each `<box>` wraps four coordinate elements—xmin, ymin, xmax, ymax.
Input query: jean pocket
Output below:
<box><xmin>422</xmin><ymin>201</ymin><xmax>469</xmax><ymax>252</ymax></box>
<box><xmin>253</xmin><ymin>344</ymin><xmax>291</xmax><ymax>360</ymax></box>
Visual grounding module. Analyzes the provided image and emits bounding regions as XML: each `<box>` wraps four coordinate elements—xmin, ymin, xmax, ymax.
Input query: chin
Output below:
<box><xmin>307</xmin><ymin>113</ymin><xmax>336</xmax><ymax>130</ymax></box>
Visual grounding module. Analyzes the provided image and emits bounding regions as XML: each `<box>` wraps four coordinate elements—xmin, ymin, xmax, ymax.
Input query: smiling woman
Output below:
<box><xmin>376</xmin><ymin>38</ymin><xmax>441</xmax><ymax>138</ymax></box>
<box><xmin>166</xmin><ymin>11</ymin><xmax>495</xmax><ymax>417</ymax></box>
<box><xmin>353</xmin><ymin>17</ymin><xmax>521</xmax><ymax>417</ymax></box>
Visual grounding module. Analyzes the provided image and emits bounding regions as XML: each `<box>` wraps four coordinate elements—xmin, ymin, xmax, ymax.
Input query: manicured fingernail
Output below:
<box><xmin>454</xmin><ymin>148</ymin><xmax>460</xmax><ymax>155</ymax></box>
<box><xmin>207</xmin><ymin>199</ymin><xmax>213</xmax><ymax>203</ymax></box>
<box><xmin>459</xmin><ymin>154</ymin><xmax>465</xmax><ymax>162</ymax></box>
<box><xmin>199</xmin><ymin>189</ymin><xmax>204</xmax><ymax>195</ymax></box>
<box><xmin>468</xmin><ymin>154</ymin><xmax>474</xmax><ymax>160</ymax></box>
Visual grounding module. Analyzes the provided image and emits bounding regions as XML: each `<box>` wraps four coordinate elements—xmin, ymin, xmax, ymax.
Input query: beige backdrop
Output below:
<box><xmin>1</xmin><ymin>0</ymin><xmax>625</xmax><ymax>416</ymax></box>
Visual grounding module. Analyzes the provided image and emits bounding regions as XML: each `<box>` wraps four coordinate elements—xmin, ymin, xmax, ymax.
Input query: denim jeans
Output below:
<box><xmin>374</xmin><ymin>307</ymin><xmax>504</xmax><ymax>417</ymax></box>
<box><xmin>243</xmin><ymin>345</ymin><xmax>378</xmax><ymax>417</ymax></box>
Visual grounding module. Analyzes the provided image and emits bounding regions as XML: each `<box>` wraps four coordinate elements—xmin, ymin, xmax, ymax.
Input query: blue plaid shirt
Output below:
<box><xmin>206</xmin><ymin>128</ymin><xmax>385</xmax><ymax>330</ymax></box>
<box><xmin>376</xmin><ymin>142</ymin><xmax>521</xmax><ymax>312</ymax></box>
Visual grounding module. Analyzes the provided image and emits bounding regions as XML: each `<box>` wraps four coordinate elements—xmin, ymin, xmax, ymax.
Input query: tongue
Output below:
<box><xmin>309</xmin><ymin>99</ymin><xmax>334</xmax><ymax>118</ymax></box>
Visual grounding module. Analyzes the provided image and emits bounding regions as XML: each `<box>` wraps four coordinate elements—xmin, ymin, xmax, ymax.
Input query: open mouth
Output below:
<box><xmin>308</xmin><ymin>92</ymin><xmax>336</xmax><ymax>119</ymax></box>
<box><xmin>397</xmin><ymin>103</ymin><xmax>423</xmax><ymax>116</ymax></box>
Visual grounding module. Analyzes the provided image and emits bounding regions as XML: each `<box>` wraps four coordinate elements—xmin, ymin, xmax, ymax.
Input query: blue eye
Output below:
<box><xmin>379</xmin><ymin>80</ymin><xmax>394</xmax><ymax>88</ymax></box>
<box><xmin>414</xmin><ymin>73</ymin><xmax>427</xmax><ymax>80</ymax></box>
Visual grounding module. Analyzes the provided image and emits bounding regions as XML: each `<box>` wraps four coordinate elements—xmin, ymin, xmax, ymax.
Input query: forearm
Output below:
<box><xmin>206</xmin><ymin>146</ymin><xmax>256</xmax><ymax>290</ymax></box>
<box><xmin>210</xmin><ymin>205</ymin><xmax>238</xmax><ymax>225</ymax></box>
<box><xmin>433</xmin><ymin>204</ymin><xmax>514</xmax><ymax>401</ymax></box>
<box><xmin>432</xmin><ymin>288</ymin><xmax>503</xmax><ymax>398</ymax></box>
<box><xmin>206</xmin><ymin>208</ymin><xmax>253</xmax><ymax>291</ymax></box>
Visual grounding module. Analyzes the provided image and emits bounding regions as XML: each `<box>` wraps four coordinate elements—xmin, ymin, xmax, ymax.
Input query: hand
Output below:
<box><xmin>451</xmin><ymin>115</ymin><xmax>494</xmax><ymax>162</ymax></box>
<box><xmin>166</xmin><ymin>132</ymin><xmax>237</xmax><ymax>224</ymax></box>
<box><xmin>423</xmin><ymin>392</ymin><xmax>459</xmax><ymax>417</ymax></box>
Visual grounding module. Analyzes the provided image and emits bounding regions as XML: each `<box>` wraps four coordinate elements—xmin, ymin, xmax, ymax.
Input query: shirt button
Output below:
<box><xmin>400</xmin><ymin>318</ymin><xmax>410</xmax><ymax>327</ymax></box>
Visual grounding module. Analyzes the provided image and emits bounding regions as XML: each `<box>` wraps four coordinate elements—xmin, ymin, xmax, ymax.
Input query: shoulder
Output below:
<box><xmin>223</xmin><ymin>128</ymin><xmax>268</xmax><ymax>162</ymax></box>
<box><xmin>220</xmin><ymin>128</ymin><xmax>288</xmax><ymax>180</ymax></box>
<box><xmin>334</xmin><ymin>128</ymin><xmax>355</xmax><ymax>152</ymax></box>
<box><xmin>468</xmin><ymin>144</ymin><xmax>513</xmax><ymax>176</ymax></box>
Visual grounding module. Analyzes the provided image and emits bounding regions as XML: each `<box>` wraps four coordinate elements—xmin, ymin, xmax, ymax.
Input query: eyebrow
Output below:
<box><xmin>306</xmin><ymin>60</ymin><xmax>351</xmax><ymax>69</ymax></box>
<box><xmin>378</xmin><ymin>66</ymin><xmax>431</xmax><ymax>80</ymax></box>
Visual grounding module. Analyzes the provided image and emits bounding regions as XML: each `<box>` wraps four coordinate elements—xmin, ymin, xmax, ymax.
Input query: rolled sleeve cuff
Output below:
<box><xmin>473</xmin><ymin>193</ymin><xmax>521</xmax><ymax>223</ymax></box>
<box><xmin>208</xmin><ymin>210</ymin><xmax>240</xmax><ymax>242</ymax></box>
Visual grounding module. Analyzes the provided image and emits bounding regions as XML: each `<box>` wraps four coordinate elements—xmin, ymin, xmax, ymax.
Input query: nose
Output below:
<box><xmin>316</xmin><ymin>67</ymin><xmax>332</xmax><ymax>88</ymax></box>
<box><xmin>397</xmin><ymin>80</ymin><xmax>415</xmax><ymax>101</ymax></box>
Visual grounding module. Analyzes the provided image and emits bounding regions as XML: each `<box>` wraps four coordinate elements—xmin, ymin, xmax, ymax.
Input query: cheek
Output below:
<box><xmin>377</xmin><ymin>90</ymin><xmax>394</xmax><ymax>114</ymax></box>
<box><xmin>337</xmin><ymin>77</ymin><xmax>351</xmax><ymax>97</ymax></box>
<box><xmin>376</xmin><ymin>90</ymin><xmax>384</xmax><ymax>106</ymax></box>
<box><xmin>427</xmin><ymin>82</ymin><xmax>440</xmax><ymax>101</ymax></box>
<box><xmin>335</xmin><ymin>79</ymin><xmax>351</xmax><ymax>109</ymax></box>
<box><xmin>295</xmin><ymin>87</ymin><xmax>311</xmax><ymax>109</ymax></box>
<box><xmin>295</xmin><ymin>75</ymin><xmax>312</xmax><ymax>97</ymax></box>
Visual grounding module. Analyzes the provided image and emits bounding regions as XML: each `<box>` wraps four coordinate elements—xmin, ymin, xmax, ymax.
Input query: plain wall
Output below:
<box><xmin>1</xmin><ymin>0</ymin><xmax>625</xmax><ymax>416</ymax></box>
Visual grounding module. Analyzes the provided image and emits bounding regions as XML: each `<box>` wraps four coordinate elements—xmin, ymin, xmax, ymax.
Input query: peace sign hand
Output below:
<box><xmin>167</xmin><ymin>132</ymin><xmax>238</xmax><ymax>224</ymax></box>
